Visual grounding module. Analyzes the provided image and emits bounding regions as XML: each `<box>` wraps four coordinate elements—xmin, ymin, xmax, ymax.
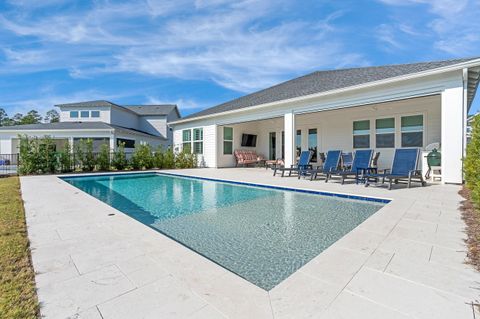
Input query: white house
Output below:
<box><xmin>171</xmin><ymin>58</ymin><xmax>480</xmax><ymax>184</ymax></box>
<box><xmin>0</xmin><ymin>100</ymin><xmax>180</xmax><ymax>153</ymax></box>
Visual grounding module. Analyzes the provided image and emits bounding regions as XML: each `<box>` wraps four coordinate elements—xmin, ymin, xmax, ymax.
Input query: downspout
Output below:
<box><xmin>462</xmin><ymin>68</ymin><xmax>469</xmax><ymax>182</ymax></box>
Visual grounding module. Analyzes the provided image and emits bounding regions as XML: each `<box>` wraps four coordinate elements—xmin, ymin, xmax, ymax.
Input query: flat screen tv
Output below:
<box><xmin>241</xmin><ymin>134</ymin><xmax>257</xmax><ymax>147</ymax></box>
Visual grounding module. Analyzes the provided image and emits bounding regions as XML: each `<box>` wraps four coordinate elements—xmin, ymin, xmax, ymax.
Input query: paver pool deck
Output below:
<box><xmin>21</xmin><ymin>168</ymin><xmax>480</xmax><ymax>319</ymax></box>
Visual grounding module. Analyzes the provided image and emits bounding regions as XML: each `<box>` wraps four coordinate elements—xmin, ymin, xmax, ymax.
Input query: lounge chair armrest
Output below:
<box><xmin>408</xmin><ymin>169</ymin><xmax>422</xmax><ymax>177</ymax></box>
<box><xmin>381</xmin><ymin>168</ymin><xmax>391</xmax><ymax>174</ymax></box>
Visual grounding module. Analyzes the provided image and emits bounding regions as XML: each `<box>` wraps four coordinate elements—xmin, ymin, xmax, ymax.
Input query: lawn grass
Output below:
<box><xmin>0</xmin><ymin>176</ymin><xmax>39</xmax><ymax>318</ymax></box>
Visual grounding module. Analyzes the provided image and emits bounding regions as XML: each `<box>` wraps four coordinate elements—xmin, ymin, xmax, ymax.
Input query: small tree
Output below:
<box><xmin>97</xmin><ymin>144</ymin><xmax>111</xmax><ymax>171</ymax></box>
<box><xmin>20</xmin><ymin>110</ymin><xmax>42</xmax><ymax>125</ymax></box>
<box><xmin>38</xmin><ymin>136</ymin><xmax>56</xmax><ymax>174</ymax></box>
<box><xmin>130</xmin><ymin>144</ymin><xmax>153</xmax><ymax>170</ymax></box>
<box><xmin>45</xmin><ymin>109</ymin><xmax>60</xmax><ymax>123</ymax></box>
<box><xmin>73</xmin><ymin>141</ymin><xmax>83</xmax><ymax>171</ymax></box>
<box><xmin>18</xmin><ymin>135</ymin><xmax>38</xmax><ymax>174</ymax></box>
<box><xmin>465</xmin><ymin>115</ymin><xmax>480</xmax><ymax>207</ymax></box>
<box><xmin>153</xmin><ymin>145</ymin><xmax>165</xmax><ymax>169</ymax></box>
<box><xmin>58</xmin><ymin>140</ymin><xmax>73</xmax><ymax>173</ymax></box>
<box><xmin>163</xmin><ymin>147</ymin><xmax>175</xmax><ymax>168</ymax></box>
<box><xmin>83</xmin><ymin>139</ymin><xmax>95</xmax><ymax>171</ymax></box>
<box><xmin>112</xmin><ymin>142</ymin><xmax>128</xmax><ymax>170</ymax></box>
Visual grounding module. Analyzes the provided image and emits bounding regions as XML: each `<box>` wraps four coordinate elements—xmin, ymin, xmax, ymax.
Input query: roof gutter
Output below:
<box><xmin>171</xmin><ymin>58</ymin><xmax>480</xmax><ymax>125</ymax></box>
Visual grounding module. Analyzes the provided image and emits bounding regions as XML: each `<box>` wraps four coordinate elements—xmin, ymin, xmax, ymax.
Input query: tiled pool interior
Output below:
<box><xmin>63</xmin><ymin>173</ymin><xmax>385</xmax><ymax>290</ymax></box>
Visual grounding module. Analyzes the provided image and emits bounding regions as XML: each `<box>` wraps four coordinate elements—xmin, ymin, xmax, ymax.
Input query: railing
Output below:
<box><xmin>0</xmin><ymin>154</ymin><xmax>19</xmax><ymax>175</ymax></box>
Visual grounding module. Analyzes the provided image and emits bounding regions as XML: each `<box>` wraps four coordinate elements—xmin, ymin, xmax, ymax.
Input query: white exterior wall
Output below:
<box><xmin>110</xmin><ymin>108</ymin><xmax>139</xmax><ymax>129</ymax></box>
<box><xmin>173</xmin><ymin>124</ymin><xmax>217</xmax><ymax>167</ymax></box>
<box><xmin>139</xmin><ymin>116</ymin><xmax>167</xmax><ymax>137</ymax></box>
<box><xmin>59</xmin><ymin>106</ymin><xmax>111</xmax><ymax>123</ymax></box>
<box><xmin>172</xmin><ymin>70</ymin><xmax>465</xmax><ymax>172</ymax></box>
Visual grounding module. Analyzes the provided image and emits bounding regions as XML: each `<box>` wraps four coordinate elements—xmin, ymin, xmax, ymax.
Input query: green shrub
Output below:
<box><xmin>97</xmin><ymin>144</ymin><xmax>111</xmax><ymax>171</ymax></box>
<box><xmin>163</xmin><ymin>147</ymin><xmax>175</xmax><ymax>169</ymax></box>
<box><xmin>38</xmin><ymin>136</ymin><xmax>56</xmax><ymax>174</ymax></box>
<box><xmin>465</xmin><ymin>115</ymin><xmax>480</xmax><ymax>207</ymax></box>
<box><xmin>153</xmin><ymin>145</ymin><xmax>165</xmax><ymax>169</ymax></box>
<box><xmin>131</xmin><ymin>144</ymin><xmax>154</xmax><ymax>170</ymax></box>
<box><xmin>112</xmin><ymin>142</ymin><xmax>128</xmax><ymax>170</ymax></box>
<box><xmin>74</xmin><ymin>139</ymin><xmax>95</xmax><ymax>171</ymax></box>
<box><xmin>58</xmin><ymin>140</ymin><xmax>73</xmax><ymax>173</ymax></box>
<box><xmin>18</xmin><ymin>135</ymin><xmax>39</xmax><ymax>175</ymax></box>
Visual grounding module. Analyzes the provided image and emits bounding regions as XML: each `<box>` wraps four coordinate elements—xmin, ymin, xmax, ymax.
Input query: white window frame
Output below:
<box><xmin>375</xmin><ymin>116</ymin><xmax>395</xmax><ymax>149</ymax></box>
<box><xmin>193</xmin><ymin>128</ymin><xmax>203</xmax><ymax>155</ymax></box>
<box><xmin>353</xmin><ymin>119</ymin><xmax>371</xmax><ymax>149</ymax></box>
<box><xmin>80</xmin><ymin>110</ymin><xmax>89</xmax><ymax>118</ymax></box>
<box><xmin>400</xmin><ymin>113</ymin><xmax>425</xmax><ymax>148</ymax></box>
<box><xmin>223</xmin><ymin>127</ymin><xmax>233</xmax><ymax>155</ymax></box>
<box><xmin>70</xmin><ymin>111</ymin><xmax>79</xmax><ymax>118</ymax></box>
<box><xmin>182</xmin><ymin>129</ymin><xmax>192</xmax><ymax>153</ymax></box>
<box><xmin>91</xmin><ymin>110</ymin><xmax>100</xmax><ymax>118</ymax></box>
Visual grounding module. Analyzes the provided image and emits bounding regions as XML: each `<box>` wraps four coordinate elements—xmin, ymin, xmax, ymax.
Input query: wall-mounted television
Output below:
<box><xmin>241</xmin><ymin>134</ymin><xmax>257</xmax><ymax>147</ymax></box>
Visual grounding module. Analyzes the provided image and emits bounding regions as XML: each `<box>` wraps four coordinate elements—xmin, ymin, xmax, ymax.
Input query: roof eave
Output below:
<box><xmin>171</xmin><ymin>58</ymin><xmax>480</xmax><ymax>125</ymax></box>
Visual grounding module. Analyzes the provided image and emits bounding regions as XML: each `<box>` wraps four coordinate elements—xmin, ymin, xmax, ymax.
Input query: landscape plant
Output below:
<box><xmin>112</xmin><ymin>142</ymin><xmax>128</xmax><ymax>170</ymax></box>
<box><xmin>58</xmin><ymin>140</ymin><xmax>73</xmax><ymax>173</ymax></box>
<box><xmin>130</xmin><ymin>144</ymin><xmax>154</xmax><ymax>170</ymax></box>
<box><xmin>96</xmin><ymin>144</ymin><xmax>111</xmax><ymax>171</ymax></box>
<box><xmin>465</xmin><ymin>116</ymin><xmax>480</xmax><ymax>207</ymax></box>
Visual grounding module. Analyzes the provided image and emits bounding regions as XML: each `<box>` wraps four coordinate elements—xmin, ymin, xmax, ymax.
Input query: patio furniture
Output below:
<box><xmin>273</xmin><ymin>151</ymin><xmax>313</xmax><ymax>177</ymax></box>
<box><xmin>340</xmin><ymin>152</ymin><xmax>353</xmax><ymax>170</ymax></box>
<box><xmin>265</xmin><ymin>159</ymin><xmax>284</xmax><ymax>170</ymax></box>
<box><xmin>364</xmin><ymin>148</ymin><xmax>426</xmax><ymax>190</ymax></box>
<box><xmin>371</xmin><ymin>151</ymin><xmax>380</xmax><ymax>168</ymax></box>
<box><xmin>326</xmin><ymin>149</ymin><xmax>374</xmax><ymax>184</ymax></box>
<box><xmin>234</xmin><ymin>150</ymin><xmax>264</xmax><ymax>167</ymax></box>
<box><xmin>299</xmin><ymin>150</ymin><xmax>342</xmax><ymax>181</ymax></box>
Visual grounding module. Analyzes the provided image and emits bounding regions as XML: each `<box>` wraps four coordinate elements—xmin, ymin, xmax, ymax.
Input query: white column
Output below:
<box><xmin>441</xmin><ymin>85</ymin><xmax>465</xmax><ymax>184</ymax></box>
<box><xmin>284</xmin><ymin>111</ymin><xmax>295</xmax><ymax>168</ymax></box>
<box><xmin>109</xmin><ymin>134</ymin><xmax>115</xmax><ymax>151</ymax></box>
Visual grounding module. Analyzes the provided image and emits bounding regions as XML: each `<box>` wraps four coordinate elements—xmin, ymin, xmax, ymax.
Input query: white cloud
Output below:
<box><xmin>378</xmin><ymin>0</ymin><xmax>480</xmax><ymax>56</ymax></box>
<box><xmin>0</xmin><ymin>0</ymin><xmax>366</xmax><ymax>93</ymax></box>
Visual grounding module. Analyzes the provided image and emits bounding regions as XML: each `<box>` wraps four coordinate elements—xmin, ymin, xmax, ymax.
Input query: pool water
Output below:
<box><xmin>63</xmin><ymin>173</ymin><xmax>385</xmax><ymax>290</ymax></box>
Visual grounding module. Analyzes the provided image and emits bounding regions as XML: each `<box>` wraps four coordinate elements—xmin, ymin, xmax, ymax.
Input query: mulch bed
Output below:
<box><xmin>459</xmin><ymin>187</ymin><xmax>480</xmax><ymax>271</ymax></box>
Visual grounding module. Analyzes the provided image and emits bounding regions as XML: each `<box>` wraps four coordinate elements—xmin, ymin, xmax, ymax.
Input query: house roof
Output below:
<box><xmin>178</xmin><ymin>57</ymin><xmax>480</xmax><ymax>122</ymax></box>
<box><xmin>0</xmin><ymin>121</ymin><xmax>166</xmax><ymax>139</ymax></box>
<box><xmin>123</xmin><ymin>104</ymin><xmax>180</xmax><ymax>117</ymax></box>
<box><xmin>55</xmin><ymin>100</ymin><xmax>180</xmax><ymax>117</ymax></box>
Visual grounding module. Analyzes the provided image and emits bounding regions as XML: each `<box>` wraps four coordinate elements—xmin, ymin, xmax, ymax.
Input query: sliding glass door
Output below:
<box><xmin>308</xmin><ymin>128</ymin><xmax>317</xmax><ymax>162</ymax></box>
<box><xmin>269</xmin><ymin>132</ymin><xmax>276</xmax><ymax>160</ymax></box>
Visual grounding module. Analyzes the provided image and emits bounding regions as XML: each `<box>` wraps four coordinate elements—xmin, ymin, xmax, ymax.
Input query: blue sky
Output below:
<box><xmin>0</xmin><ymin>0</ymin><xmax>479</xmax><ymax>118</ymax></box>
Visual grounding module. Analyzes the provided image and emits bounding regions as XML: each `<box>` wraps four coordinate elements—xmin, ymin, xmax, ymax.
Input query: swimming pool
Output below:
<box><xmin>62</xmin><ymin>173</ymin><xmax>386</xmax><ymax>290</ymax></box>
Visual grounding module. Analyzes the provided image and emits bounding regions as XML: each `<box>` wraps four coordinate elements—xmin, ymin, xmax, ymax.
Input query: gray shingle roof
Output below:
<box><xmin>181</xmin><ymin>57</ymin><xmax>480</xmax><ymax>121</ymax></box>
<box><xmin>0</xmin><ymin>122</ymin><xmax>166</xmax><ymax>139</ymax></box>
<box><xmin>55</xmin><ymin>100</ymin><xmax>179</xmax><ymax>117</ymax></box>
<box><xmin>123</xmin><ymin>104</ymin><xmax>179</xmax><ymax>116</ymax></box>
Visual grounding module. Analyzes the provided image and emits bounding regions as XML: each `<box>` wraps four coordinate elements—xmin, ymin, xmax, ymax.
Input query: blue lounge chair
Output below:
<box><xmin>273</xmin><ymin>150</ymin><xmax>313</xmax><ymax>177</ymax></box>
<box><xmin>364</xmin><ymin>148</ymin><xmax>426</xmax><ymax>190</ymax></box>
<box><xmin>326</xmin><ymin>149</ymin><xmax>374</xmax><ymax>184</ymax></box>
<box><xmin>299</xmin><ymin>150</ymin><xmax>341</xmax><ymax>180</ymax></box>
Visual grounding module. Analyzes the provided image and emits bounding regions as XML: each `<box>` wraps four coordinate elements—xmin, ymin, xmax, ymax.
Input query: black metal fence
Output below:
<box><xmin>0</xmin><ymin>154</ymin><xmax>19</xmax><ymax>175</ymax></box>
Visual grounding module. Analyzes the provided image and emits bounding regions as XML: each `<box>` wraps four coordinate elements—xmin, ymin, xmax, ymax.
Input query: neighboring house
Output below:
<box><xmin>467</xmin><ymin>113</ymin><xmax>478</xmax><ymax>144</ymax></box>
<box><xmin>0</xmin><ymin>100</ymin><xmax>180</xmax><ymax>153</ymax></box>
<box><xmin>171</xmin><ymin>57</ymin><xmax>480</xmax><ymax>184</ymax></box>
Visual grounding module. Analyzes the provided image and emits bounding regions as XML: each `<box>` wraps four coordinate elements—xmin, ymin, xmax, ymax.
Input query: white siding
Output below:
<box><xmin>139</xmin><ymin>116</ymin><xmax>167</xmax><ymax>137</ymax></box>
<box><xmin>110</xmin><ymin>108</ymin><xmax>139</xmax><ymax>128</ymax></box>
<box><xmin>59</xmin><ymin>106</ymin><xmax>111</xmax><ymax>123</ymax></box>
<box><xmin>174</xmin><ymin>124</ymin><xmax>217</xmax><ymax>167</ymax></box>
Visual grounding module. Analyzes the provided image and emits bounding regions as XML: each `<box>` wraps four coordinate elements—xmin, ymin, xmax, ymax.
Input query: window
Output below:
<box><xmin>269</xmin><ymin>132</ymin><xmax>276</xmax><ymax>160</ymax></box>
<box><xmin>193</xmin><ymin>128</ymin><xmax>203</xmax><ymax>154</ymax></box>
<box><xmin>80</xmin><ymin>111</ymin><xmax>89</xmax><ymax>118</ymax></box>
<box><xmin>295</xmin><ymin>130</ymin><xmax>301</xmax><ymax>157</ymax></box>
<box><xmin>401</xmin><ymin>115</ymin><xmax>423</xmax><ymax>147</ymax></box>
<box><xmin>91</xmin><ymin>111</ymin><xmax>100</xmax><ymax>118</ymax></box>
<box><xmin>376</xmin><ymin>118</ymin><xmax>395</xmax><ymax>148</ymax></box>
<box><xmin>117</xmin><ymin>138</ymin><xmax>135</xmax><ymax>148</ymax></box>
<box><xmin>182</xmin><ymin>129</ymin><xmax>192</xmax><ymax>153</ymax></box>
<box><xmin>223</xmin><ymin>127</ymin><xmax>233</xmax><ymax>155</ymax></box>
<box><xmin>70</xmin><ymin>111</ymin><xmax>79</xmax><ymax>118</ymax></box>
<box><xmin>308</xmin><ymin>128</ymin><xmax>318</xmax><ymax>162</ymax></box>
<box><xmin>353</xmin><ymin>120</ymin><xmax>370</xmax><ymax>148</ymax></box>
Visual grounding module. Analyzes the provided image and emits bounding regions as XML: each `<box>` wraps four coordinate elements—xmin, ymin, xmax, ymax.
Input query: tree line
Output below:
<box><xmin>0</xmin><ymin>108</ymin><xmax>60</xmax><ymax>126</ymax></box>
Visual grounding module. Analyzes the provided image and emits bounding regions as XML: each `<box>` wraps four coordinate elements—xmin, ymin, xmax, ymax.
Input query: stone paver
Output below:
<box><xmin>20</xmin><ymin>168</ymin><xmax>480</xmax><ymax>318</ymax></box>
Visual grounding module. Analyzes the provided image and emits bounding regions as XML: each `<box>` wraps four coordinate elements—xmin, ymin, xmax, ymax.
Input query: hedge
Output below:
<box><xmin>465</xmin><ymin>115</ymin><xmax>480</xmax><ymax>207</ymax></box>
<box><xmin>17</xmin><ymin>135</ymin><xmax>197</xmax><ymax>175</ymax></box>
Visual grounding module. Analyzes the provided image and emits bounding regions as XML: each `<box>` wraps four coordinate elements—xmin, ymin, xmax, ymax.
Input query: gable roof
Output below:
<box><xmin>123</xmin><ymin>104</ymin><xmax>180</xmax><ymax>117</ymax></box>
<box><xmin>179</xmin><ymin>57</ymin><xmax>480</xmax><ymax>122</ymax></box>
<box><xmin>55</xmin><ymin>100</ymin><xmax>180</xmax><ymax>117</ymax></box>
<box><xmin>0</xmin><ymin>121</ymin><xmax>166</xmax><ymax>139</ymax></box>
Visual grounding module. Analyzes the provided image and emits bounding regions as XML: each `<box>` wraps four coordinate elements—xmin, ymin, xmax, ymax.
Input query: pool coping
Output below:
<box><xmin>23</xmin><ymin>169</ymin><xmax>478</xmax><ymax>319</ymax></box>
<box><xmin>60</xmin><ymin>171</ymin><xmax>389</xmax><ymax>291</ymax></box>
<box><xmin>60</xmin><ymin>170</ymin><xmax>392</xmax><ymax>204</ymax></box>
